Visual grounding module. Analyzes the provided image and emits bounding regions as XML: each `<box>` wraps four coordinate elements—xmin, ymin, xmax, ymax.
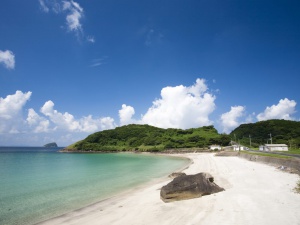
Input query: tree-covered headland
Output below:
<box><xmin>230</xmin><ymin>119</ymin><xmax>300</xmax><ymax>149</ymax></box>
<box><xmin>67</xmin><ymin>124</ymin><xmax>231</xmax><ymax>152</ymax></box>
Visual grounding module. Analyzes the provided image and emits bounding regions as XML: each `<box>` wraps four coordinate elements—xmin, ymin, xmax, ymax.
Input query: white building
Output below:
<box><xmin>259</xmin><ymin>144</ymin><xmax>288</xmax><ymax>152</ymax></box>
<box><xmin>210</xmin><ymin>145</ymin><xmax>222</xmax><ymax>150</ymax></box>
<box><xmin>232</xmin><ymin>145</ymin><xmax>248</xmax><ymax>151</ymax></box>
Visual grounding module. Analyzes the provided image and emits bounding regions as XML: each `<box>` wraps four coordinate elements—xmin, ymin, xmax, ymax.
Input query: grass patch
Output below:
<box><xmin>240</xmin><ymin>151</ymin><xmax>292</xmax><ymax>159</ymax></box>
<box><xmin>282</xmin><ymin>149</ymin><xmax>300</xmax><ymax>155</ymax></box>
<box><xmin>275</xmin><ymin>149</ymin><xmax>300</xmax><ymax>155</ymax></box>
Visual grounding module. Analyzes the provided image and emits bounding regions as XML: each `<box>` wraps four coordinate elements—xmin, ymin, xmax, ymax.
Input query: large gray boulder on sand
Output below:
<box><xmin>160</xmin><ymin>172</ymin><xmax>224</xmax><ymax>202</ymax></box>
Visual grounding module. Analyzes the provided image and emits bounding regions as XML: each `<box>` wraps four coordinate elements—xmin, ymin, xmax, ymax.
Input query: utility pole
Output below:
<box><xmin>249</xmin><ymin>135</ymin><xmax>251</xmax><ymax>147</ymax></box>
<box><xmin>269</xmin><ymin>133</ymin><xmax>272</xmax><ymax>144</ymax></box>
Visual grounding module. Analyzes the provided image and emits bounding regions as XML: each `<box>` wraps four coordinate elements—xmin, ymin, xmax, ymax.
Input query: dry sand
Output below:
<box><xmin>38</xmin><ymin>153</ymin><xmax>300</xmax><ymax>225</ymax></box>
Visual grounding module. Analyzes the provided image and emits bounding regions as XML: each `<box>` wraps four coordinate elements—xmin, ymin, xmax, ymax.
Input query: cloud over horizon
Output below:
<box><xmin>0</xmin><ymin>91</ymin><xmax>31</xmax><ymax>134</ymax></box>
<box><xmin>118</xmin><ymin>79</ymin><xmax>216</xmax><ymax>129</ymax></box>
<box><xmin>257</xmin><ymin>98</ymin><xmax>297</xmax><ymax>121</ymax></box>
<box><xmin>0</xmin><ymin>91</ymin><xmax>115</xmax><ymax>145</ymax></box>
<box><xmin>27</xmin><ymin>108</ymin><xmax>50</xmax><ymax>133</ymax></box>
<box><xmin>220</xmin><ymin>106</ymin><xmax>245</xmax><ymax>133</ymax></box>
<box><xmin>119</xmin><ymin>104</ymin><xmax>136</xmax><ymax>126</ymax></box>
<box><xmin>140</xmin><ymin>79</ymin><xmax>216</xmax><ymax>129</ymax></box>
<box><xmin>39</xmin><ymin>100</ymin><xmax>115</xmax><ymax>132</ymax></box>
<box><xmin>0</xmin><ymin>79</ymin><xmax>217</xmax><ymax>145</ymax></box>
<box><xmin>0</xmin><ymin>81</ymin><xmax>299</xmax><ymax>146</ymax></box>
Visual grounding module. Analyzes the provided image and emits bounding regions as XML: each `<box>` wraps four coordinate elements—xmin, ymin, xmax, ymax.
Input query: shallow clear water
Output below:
<box><xmin>0</xmin><ymin>147</ymin><xmax>189</xmax><ymax>225</ymax></box>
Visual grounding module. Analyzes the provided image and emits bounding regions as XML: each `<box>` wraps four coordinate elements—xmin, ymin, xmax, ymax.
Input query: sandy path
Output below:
<box><xmin>38</xmin><ymin>153</ymin><xmax>300</xmax><ymax>225</ymax></box>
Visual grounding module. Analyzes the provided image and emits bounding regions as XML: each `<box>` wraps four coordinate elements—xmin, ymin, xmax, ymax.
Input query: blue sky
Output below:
<box><xmin>1</xmin><ymin>0</ymin><xmax>299</xmax><ymax>146</ymax></box>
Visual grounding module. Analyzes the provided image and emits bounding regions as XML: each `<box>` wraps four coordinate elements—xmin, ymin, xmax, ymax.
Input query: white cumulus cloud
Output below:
<box><xmin>0</xmin><ymin>90</ymin><xmax>116</xmax><ymax>145</ymax></box>
<box><xmin>79</xmin><ymin>115</ymin><xmax>115</xmax><ymax>133</ymax></box>
<box><xmin>0</xmin><ymin>91</ymin><xmax>31</xmax><ymax>120</ymax></box>
<box><xmin>140</xmin><ymin>78</ymin><xmax>216</xmax><ymax>129</ymax></box>
<box><xmin>0</xmin><ymin>91</ymin><xmax>32</xmax><ymax>133</ymax></box>
<box><xmin>119</xmin><ymin>104</ymin><xmax>136</xmax><ymax>126</ymax></box>
<box><xmin>0</xmin><ymin>50</ymin><xmax>15</xmax><ymax>69</ymax></box>
<box><xmin>220</xmin><ymin>106</ymin><xmax>245</xmax><ymax>133</ymax></box>
<box><xmin>41</xmin><ymin>100</ymin><xmax>81</xmax><ymax>131</ymax></box>
<box><xmin>40</xmin><ymin>100</ymin><xmax>115</xmax><ymax>132</ymax></box>
<box><xmin>257</xmin><ymin>98</ymin><xmax>297</xmax><ymax>121</ymax></box>
<box><xmin>26</xmin><ymin>108</ymin><xmax>50</xmax><ymax>133</ymax></box>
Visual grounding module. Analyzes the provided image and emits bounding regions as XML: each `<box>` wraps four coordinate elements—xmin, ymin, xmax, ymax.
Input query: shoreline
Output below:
<box><xmin>36</xmin><ymin>152</ymin><xmax>193</xmax><ymax>225</ymax></box>
<box><xmin>37</xmin><ymin>153</ymin><xmax>300</xmax><ymax>225</ymax></box>
<box><xmin>59</xmin><ymin>148</ymin><xmax>214</xmax><ymax>154</ymax></box>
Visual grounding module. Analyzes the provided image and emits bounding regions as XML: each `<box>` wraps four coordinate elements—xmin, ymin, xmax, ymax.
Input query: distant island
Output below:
<box><xmin>44</xmin><ymin>142</ymin><xmax>58</xmax><ymax>148</ymax></box>
<box><xmin>64</xmin><ymin>124</ymin><xmax>231</xmax><ymax>152</ymax></box>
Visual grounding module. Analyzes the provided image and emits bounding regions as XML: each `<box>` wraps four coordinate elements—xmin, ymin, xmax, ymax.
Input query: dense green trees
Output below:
<box><xmin>69</xmin><ymin>124</ymin><xmax>231</xmax><ymax>152</ymax></box>
<box><xmin>230</xmin><ymin>119</ymin><xmax>300</xmax><ymax>148</ymax></box>
<box><xmin>68</xmin><ymin>120</ymin><xmax>300</xmax><ymax>151</ymax></box>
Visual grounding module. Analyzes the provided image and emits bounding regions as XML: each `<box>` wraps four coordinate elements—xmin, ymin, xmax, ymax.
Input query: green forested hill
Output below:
<box><xmin>67</xmin><ymin>124</ymin><xmax>231</xmax><ymax>152</ymax></box>
<box><xmin>230</xmin><ymin>119</ymin><xmax>300</xmax><ymax>148</ymax></box>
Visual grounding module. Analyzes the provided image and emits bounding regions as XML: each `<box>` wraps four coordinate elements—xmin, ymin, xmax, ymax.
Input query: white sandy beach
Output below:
<box><xmin>38</xmin><ymin>153</ymin><xmax>300</xmax><ymax>225</ymax></box>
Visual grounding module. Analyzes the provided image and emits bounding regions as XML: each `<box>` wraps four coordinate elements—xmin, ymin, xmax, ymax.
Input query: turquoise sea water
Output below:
<box><xmin>0</xmin><ymin>147</ymin><xmax>189</xmax><ymax>225</ymax></box>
